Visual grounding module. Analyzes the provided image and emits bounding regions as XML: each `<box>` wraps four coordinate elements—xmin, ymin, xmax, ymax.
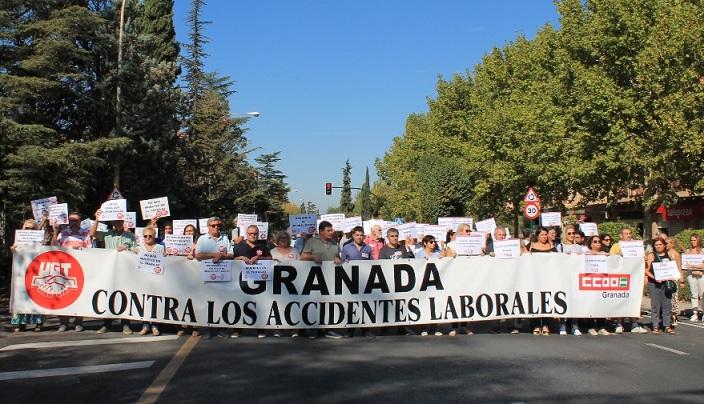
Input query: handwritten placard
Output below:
<box><xmin>140</xmin><ymin>197</ymin><xmax>170</xmax><ymax>220</ymax></box>
<box><xmin>31</xmin><ymin>196</ymin><xmax>57</xmax><ymax>222</ymax></box>
<box><xmin>289</xmin><ymin>214</ymin><xmax>318</xmax><ymax>235</ymax></box>
<box><xmin>100</xmin><ymin>199</ymin><xmax>127</xmax><ymax>221</ymax></box>
<box><xmin>164</xmin><ymin>234</ymin><xmax>194</xmax><ymax>256</ymax></box>
<box><xmin>124</xmin><ymin>212</ymin><xmax>137</xmax><ymax>229</ymax></box>
<box><xmin>421</xmin><ymin>225</ymin><xmax>447</xmax><ymax>242</ymax></box>
<box><xmin>653</xmin><ymin>261</ymin><xmax>680</xmax><ymax>281</ymax></box>
<box><xmin>321</xmin><ymin>214</ymin><xmax>345</xmax><ymax>231</ymax></box>
<box><xmin>48</xmin><ymin>203</ymin><xmax>68</xmax><ymax>226</ymax></box>
<box><xmin>541</xmin><ymin>212</ymin><xmax>562</xmax><ymax>227</ymax></box>
<box><xmin>198</xmin><ymin>218</ymin><xmax>209</xmax><ymax>234</ymax></box>
<box><xmin>14</xmin><ymin>230</ymin><xmax>45</xmax><ymax>246</ymax></box>
<box><xmin>682</xmin><ymin>254</ymin><xmax>704</xmax><ymax>270</ymax></box>
<box><xmin>363</xmin><ymin>219</ymin><xmax>386</xmax><ymax>235</ymax></box>
<box><xmin>579</xmin><ymin>223</ymin><xmax>598</xmax><ymax>237</ymax></box>
<box><xmin>202</xmin><ymin>260</ymin><xmax>232</xmax><ymax>282</ymax></box>
<box><xmin>396</xmin><ymin>222</ymin><xmax>418</xmax><ymax>240</ymax></box>
<box><xmin>173</xmin><ymin>219</ymin><xmax>197</xmax><ymax>235</ymax></box>
<box><xmin>438</xmin><ymin>217</ymin><xmax>474</xmax><ymax>232</ymax></box>
<box><xmin>342</xmin><ymin>216</ymin><xmax>363</xmax><ymax>233</ymax></box>
<box><xmin>475</xmin><ymin>218</ymin><xmax>497</xmax><ymax>235</ymax></box>
<box><xmin>454</xmin><ymin>234</ymin><xmax>485</xmax><ymax>255</ymax></box>
<box><xmin>239</xmin><ymin>260</ymin><xmax>274</xmax><ymax>281</ymax></box>
<box><xmin>619</xmin><ymin>240</ymin><xmax>645</xmax><ymax>258</ymax></box>
<box><xmin>493</xmin><ymin>239</ymin><xmax>521</xmax><ymax>259</ymax></box>
<box><xmin>584</xmin><ymin>254</ymin><xmax>608</xmax><ymax>273</ymax></box>
<box><xmin>135</xmin><ymin>251</ymin><xmax>165</xmax><ymax>275</ymax></box>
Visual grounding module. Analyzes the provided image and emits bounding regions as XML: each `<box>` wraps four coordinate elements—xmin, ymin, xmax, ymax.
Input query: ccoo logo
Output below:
<box><xmin>24</xmin><ymin>251</ymin><xmax>84</xmax><ymax>309</ymax></box>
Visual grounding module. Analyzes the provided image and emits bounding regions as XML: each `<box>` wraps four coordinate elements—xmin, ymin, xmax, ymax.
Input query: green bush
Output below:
<box><xmin>673</xmin><ymin>228</ymin><xmax>704</xmax><ymax>252</ymax></box>
<box><xmin>597</xmin><ymin>222</ymin><xmax>642</xmax><ymax>244</ymax></box>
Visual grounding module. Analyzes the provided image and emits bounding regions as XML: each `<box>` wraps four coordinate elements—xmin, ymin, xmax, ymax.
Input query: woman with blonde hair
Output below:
<box><xmin>684</xmin><ymin>234</ymin><xmax>704</xmax><ymax>321</ymax></box>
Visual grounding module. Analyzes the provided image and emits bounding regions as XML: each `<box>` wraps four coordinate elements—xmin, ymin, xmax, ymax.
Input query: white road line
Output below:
<box><xmin>0</xmin><ymin>335</ymin><xmax>179</xmax><ymax>352</ymax></box>
<box><xmin>0</xmin><ymin>361</ymin><xmax>154</xmax><ymax>381</ymax></box>
<box><xmin>641</xmin><ymin>313</ymin><xmax>704</xmax><ymax>329</ymax></box>
<box><xmin>645</xmin><ymin>343</ymin><xmax>689</xmax><ymax>356</ymax></box>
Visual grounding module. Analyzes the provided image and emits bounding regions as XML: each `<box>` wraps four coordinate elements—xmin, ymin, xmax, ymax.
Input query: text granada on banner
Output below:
<box><xmin>11</xmin><ymin>247</ymin><xmax>644</xmax><ymax>329</ymax></box>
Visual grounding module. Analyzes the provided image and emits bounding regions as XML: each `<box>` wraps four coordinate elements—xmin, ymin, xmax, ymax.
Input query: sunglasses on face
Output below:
<box><xmin>566</xmin><ymin>232</ymin><xmax>574</xmax><ymax>235</ymax></box>
<box><xmin>427</xmin><ymin>240</ymin><xmax>436</xmax><ymax>244</ymax></box>
<box><xmin>143</xmin><ymin>235</ymin><xmax>155</xmax><ymax>239</ymax></box>
<box><xmin>592</xmin><ymin>240</ymin><xmax>601</xmax><ymax>244</ymax></box>
<box><xmin>247</xmin><ymin>232</ymin><xmax>259</xmax><ymax>236</ymax></box>
<box><xmin>209</xmin><ymin>224</ymin><xmax>222</xmax><ymax>228</ymax></box>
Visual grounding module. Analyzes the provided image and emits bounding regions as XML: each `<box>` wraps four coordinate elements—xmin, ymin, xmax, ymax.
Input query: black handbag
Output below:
<box><xmin>664</xmin><ymin>280</ymin><xmax>678</xmax><ymax>298</ymax></box>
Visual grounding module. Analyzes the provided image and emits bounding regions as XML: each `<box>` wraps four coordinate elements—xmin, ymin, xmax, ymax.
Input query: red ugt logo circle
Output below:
<box><xmin>24</xmin><ymin>251</ymin><xmax>84</xmax><ymax>310</ymax></box>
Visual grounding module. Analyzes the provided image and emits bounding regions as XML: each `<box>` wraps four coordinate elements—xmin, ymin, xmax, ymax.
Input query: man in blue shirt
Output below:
<box><xmin>341</xmin><ymin>226</ymin><xmax>372</xmax><ymax>262</ymax></box>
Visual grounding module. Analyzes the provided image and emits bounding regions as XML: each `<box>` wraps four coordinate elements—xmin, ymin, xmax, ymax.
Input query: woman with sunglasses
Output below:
<box><xmin>646</xmin><ymin>237</ymin><xmax>681</xmax><ymax>334</ymax></box>
<box><xmin>561</xmin><ymin>225</ymin><xmax>583</xmax><ymax>255</ymax></box>
<box><xmin>9</xmin><ymin>218</ymin><xmax>48</xmax><ymax>332</ymax></box>
<box><xmin>684</xmin><ymin>234</ymin><xmax>704</xmax><ymax>322</ymax></box>
<box><xmin>136</xmin><ymin>226</ymin><xmax>166</xmax><ymax>336</ymax></box>
<box><xmin>583</xmin><ymin>235</ymin><xmax>611</xmax><ymax>336</ymax></box>
<box><xmin>416</xmin><ymin>235</ymin><xmax>448</xmax><ymax>336</ymax></box>
<box><xmin>600</xmin><ymin>234</ymin><xmax>613</xmax><ymax>253</ymax></box>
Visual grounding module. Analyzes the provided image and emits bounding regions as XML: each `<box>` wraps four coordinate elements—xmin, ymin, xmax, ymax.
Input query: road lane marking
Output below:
<box><xmin>641</xmin><ymin>313</ymin><xmax>704</xmax><ymax>329</ymax></box>
<box><xmin>0</xmin><ymin>335</ymin><xmax>179</xmax><ymax>351</ymax></box>
<box><xmin>645</xmin><ymin>343</ymin><xmax>689</xmax><ymax>356</ymax></box>
<box><xmin>0</xmin><ymin>361</ymin><xmax>154</xmax><ymax>381</ymax></box>
<box><xmin>137</xmin><ymin>336</ymin><xmax>200</xmax><ymax>404</ymax></box>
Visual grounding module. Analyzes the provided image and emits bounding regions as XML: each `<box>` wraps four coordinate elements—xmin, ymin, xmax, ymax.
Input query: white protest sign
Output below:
<box><xmin>100</xmin><ymin>199</ymin><xmax>127</xmax><ymax>221</ymax></box>
<box><xmin>81</xmin><ymin>219</ymin><xmax>107</xmax><ymax>232</ymax></box>
<box><xmin>579</xmin><ymin>223</ymin><xmax>598</xmax><ymax>237</ymax></box>
<box><xmin>198</xmin><ymin>218</ymin><xmax>209</xmax><ymax>234</ymax></box>
<box><xmin>173</xmin><ymin>219</ymin><xmax>198</xmax><ymax>236</ymax></box>
<box><xmin>124</xmin><ymin>212</ymin><xmax>137</xmax><ymax>229</ymax></box>
<box><xmin>541</xmin><ymin>212</ymin><xmax>562</xmax><ymax>227</ymax></box>
<box><xmin>454</xmin><ymin>234</ymin><xmax>485</xmax><ymax>256</ymax></box>
<box><xmin>342</xmin><ymin>216</ymin><xmax>363</xmax><ymax>233</ymax></box>
<box><xmin>202</xmin><ymin>260</ymin><xmax>232</xmax><ymax>282</ymax></box>
<box><xmin>493</xmin><ymin>239</ymin><xmax>521</xmax><ymax>259</ymax></box>
<box><xmin>321</xmin><ymin>214</ymin><xmax>345</xmax><ymax>231</ymax></box>
<box><xmin>135</xmin><ymin>227</ymin><xmax>159</xmax><ymax>246</ymax></box>
<box><xmin>653</xmin><ymin>261</ymin><xmax>680</xmax><ymax>281</ymax></box>
<box><xmin>584</xmin><ymin>254</ymin><xmax>608</xmax><ymax>273</ymax></box>
<box><xmin>165</xmin><ymin>235</ymin><xmax>194</xmax><ymax>256</ymax></box>
<box><xmin>475</xmin><ymin>218</ymin><xmax>497</xmax><ymax>235</ymax></box>
<box><xmin>14</xmin><ymin>230</ymin><xmax>45</xmax><ymax>246</ymax></box>
<box><xmin>239</xmin><ymin>260</ymin><xmax>274</xmax><ymax>281</ymax></box>
<box><xmin>135</xmin><ymin>251</ymin><xmax>165</xmax><ymax>275</ymax></box>
<box><xmin>48</xmin><ymin>203</ymin><xmax>68</xmax><ymax>226</ymax></box>
<box><xmin>255</xmin><ymin>222</ymin><xmax>269</xmax><ymax>240</ymax></box>
<box><xmin>237</xmin><ymin>214</ymin><xmax>258</xmax><ymax>226</ymax></box>
<box><xmin>31</xmin><ymin>196</ymin><xmax>57</xmax><ymax>222</ymax></box>
<box><xmin>363</xmin><ymin>219</ymin><xmax>386</xmax><ymax>235</ymax></box>
<box><xmin>619</xmin><ymin>240</ymin><xmax>645</xmax><ymax>258</ymax></box>
<box><xmin>421</xmin><ymin>225</ymin><xmax>447</xmax><ymax>242</ymax></box>
<box><xmin>438</xmin><ymin>217</ymin><xmax>473</xmax><ymax>232</ymax></box>
<box><xmin>289</xmin><ymin>214</ymin><xmax>318</xmax><ymax>235</ymax></box>
<box><xmin>140</xmin><ymin>197</ymin><xmax>170</xmax><ymax>220</ymax></box>
<box><xmin>396</xmin><ymin>222</ymin><xmax>418</xmax><ymax>240</ymax></box>
<box><xmin>682</xmin><ymin>254</ymin><xmax>704</xmax><ymax>270</ymax></box>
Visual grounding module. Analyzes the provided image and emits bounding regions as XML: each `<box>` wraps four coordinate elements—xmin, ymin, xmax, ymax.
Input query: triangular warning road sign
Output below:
<box><xmin>523</xmin><ymin>187</ymin><xmax>541</xmax><ymax>203</ymax></box>
<box><xmin>107</xmin><ymin>186</ymin><xmax>124</xmax><ymax>201</ymax></box>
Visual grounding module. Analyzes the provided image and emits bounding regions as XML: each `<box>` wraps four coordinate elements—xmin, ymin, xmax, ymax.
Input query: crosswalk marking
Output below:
<box><xmin>0</xmin><ymin>335</ymin><xmax>179</xmax><ymax>351</ymax></box>
<box><xmin>0</xmin><ymin>361</ymin><xmax>154</xmax><ymax>381</ymax></box>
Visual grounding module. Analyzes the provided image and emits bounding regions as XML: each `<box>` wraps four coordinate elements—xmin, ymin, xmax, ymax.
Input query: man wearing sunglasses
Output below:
<box><xmin>196</xmin><ymin>217</ymin><xmax>234</xmax><ymax>262</ymax></box>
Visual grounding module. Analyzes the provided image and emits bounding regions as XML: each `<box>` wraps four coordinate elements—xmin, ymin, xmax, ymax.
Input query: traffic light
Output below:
<box><xmin>325</xmin><ymin>182</ymin><xmax>332</xmax><ymax>195</ymax></box>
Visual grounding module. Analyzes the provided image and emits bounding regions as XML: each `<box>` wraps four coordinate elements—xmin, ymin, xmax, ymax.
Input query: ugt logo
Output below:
<box><xmin>24</xmin><ymin>251</ymin><xmax>84</xmax><ymax>309</ymax></box>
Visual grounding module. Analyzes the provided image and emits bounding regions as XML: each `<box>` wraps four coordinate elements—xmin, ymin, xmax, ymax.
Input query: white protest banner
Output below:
<box><xmin>579</xmin><ymin>223</ymin><xmax>598</xmax><ymax>237</ymax></box>
<box><xmin>198</xmin><ymin>218</ymin><xmax>209</xmax><ymax>234</ymax></box>
<box><xmin>48</xmin><ymin>203</ymin><xmax>69</xmax><ymax>226</ymax></box>
<box><xmin>135</xmin><ymin>227</ymin><xmax>159</xmax><ymax>246</ymax></box>
<box><xmin>682</xmin><ymin>254</ymin><xmax>704</xmax><ymax>270</ymax></box>
<box><xmin>454</xmin><ymin>234</ymin><xmax>485</xmax><ymax>256</ymax></box>
<box><xmin>140</xmin><ymin>197</ymin><xmax>170</xmax><ymax>220</ymax></box>
<box><xmin>202</xmin><ymin>260</ymin><xmax>232</xmax><ymax>282</ymax></box>
<box><xmin>321</xmin><ymin>214</ymin><xmax>345</xmax><ymax>231</ymax></box>
<box><xmin>165</xmin><ymin>235</ymin><xmax>194</xmax><ymax>256</ymax></box>
<box><xmin>421</xmin><ymin>225</ymin><xmax>447</xmax><ymax>241</ymax></box>
<box><xmin>173</xmin><ymin>219</ymin><xmax>198</xmax><ymax>236</ymax></box>
<box><xmin>289</xmin><ymin>214</ymin><xmax>318</xmax><ymax>235</ymax></box>
<box><xmin>619</xmin><ymin>240</ymin><xmax>645</xmax><ymax>258</ymax></box>
<box><xmin>584</xmin><ymin>254</ymin><xmax>608</xmax><ymax>273</ymax></box>
<box><xmin>237</xmin><ymin>214</ymin><xmax>258</xmax><ymax>226</ymax></box>
<box><xmin>475</xmin><ymin>218</ymin><xmax>497</xmax><ymax>235</ymax></box>
<box><xmin>100</xmin><ymin>199</ymin><xmax>127</xmax><ymax>221</ymax></box>
<box><xmin>31</xmin><ymin>196</ymin><xmax>57</xmax><ymax>222</ymax></box>
<box><xmin>396</xmin><ymin>222</ymin><xmax>418</xmax><ymax>240</ymax></box>
<box><xmin>493</xmin><ymin>239</ymin><xmax>521</xmax><ymax>259</ymax></box>
<box><xmin>124</xmin><ymin>212</ymin><xmax>137</xmax><ymax>229</ymax></box>
<box><xmin>14</xmin><ymin>230</ymin><xmax>45</xmax><ymax>246</ymax></box>
<box><xmin>135</xmin><ymin>252</ymin><xmax>165</xmax><ymax>275</ymax></box>
<box><xmin>12</xmin><ymin>248</ymin><xmax>644</xmax><ymax>329</ymax></box>
<box><xmin>438</xmin><ymin>217</ymin><xmax>473</xmax><ymax>232</ymax></box>
<box><xmin>541</xmin><ymin>212</ymin><xmax>562</xmax><ymax>227</ymax></box>
<box><xmin>342</xmin><ymin>216</ymin><xmax>363</xmax><ymax>233</ymax></box>
<box><xmin>239</xmin><ymin>260</ymin><xmax>274</xmax><ymax>281</ymax></box>
<box><xmin>653</xmin><ymin>261</ymin><xmax>680</xmax><ymax>281</ymax></box>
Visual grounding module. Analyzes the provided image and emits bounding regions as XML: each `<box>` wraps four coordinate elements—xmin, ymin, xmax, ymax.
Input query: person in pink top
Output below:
<box><xmin>52</xmin><ymin>211</ymin><xmax>91</xmax><ymax>331</ymax></box>
<box><xmin>364</xmin><ymin>224</ymin><xmax>385</xmax><ymax>260</ymax></box>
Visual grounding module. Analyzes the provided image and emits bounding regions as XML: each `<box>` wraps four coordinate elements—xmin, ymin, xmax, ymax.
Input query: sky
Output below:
<box><xmin>172</xmin><ymin>1</ymin><xmax>560</xmax><ymax>213</ymax></box>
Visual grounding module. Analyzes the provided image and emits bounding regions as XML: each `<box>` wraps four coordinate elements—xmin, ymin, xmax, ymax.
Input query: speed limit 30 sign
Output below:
<box><xmin>524</xmin><ymin>202</ymin><xmax>541</xmax><ymax>220</ymax></box>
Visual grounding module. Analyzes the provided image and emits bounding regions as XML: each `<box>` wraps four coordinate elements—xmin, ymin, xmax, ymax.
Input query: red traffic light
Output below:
<box><xmin>325</xmin><ymin>182</ymin><xmax>333</xmax><ymax>195</ymax></box>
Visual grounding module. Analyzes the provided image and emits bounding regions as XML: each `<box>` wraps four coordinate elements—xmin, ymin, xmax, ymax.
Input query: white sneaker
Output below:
<box><xmin>434</xmin><ymin>331</ymin><xmax>443</xmax><ymax>336</ymax></box>
<box><xmin>257</xmin><ymin>333</ymin><xmax>266</xmax><ymax>339</ymax></box>
<box><xmin>572</xmin><ymin>328</ymin><xmax>582</xmax><ymax>336</ymax></box>
<box><xmin>420</xmin><ymin>331</ymin><xmax>428</xmax><ymax>336</ymax></box>
<box><xmin>615</xmin><ymin>324</ymin><xmax>624</xmax><ymax>334</ymax></box>
<box><xmin>559</xmin><ymin>323</ymin><xmax>567</xmax><ymax>335</ymax></box>
<box><xmin>690</xmin><ymin>313</ymin><xmax>699</xmax><ymax>322</ymax></box>
<box><xmin>588</xmin><ymin>328</ymin><xmax>598</xmax><ymax>336</ymax></box>
<box><xmin>598</xmin><ymin>328</ymin><xmax>610</xmax><ymax>336</ymax></box>
<box><xmin>448</xmin><ymin>330</ymin><xmax>457</xmax><ymax>336</ymax></box>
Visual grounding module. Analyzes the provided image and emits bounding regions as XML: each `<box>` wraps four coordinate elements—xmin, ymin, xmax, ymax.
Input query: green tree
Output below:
<box><xmin>354</xmin><ymin>167</ymin><xmax>373</xmax><ymax>219</ymax></box>
<box><xmin>253</xmin><ymin>152</ymin><xmax>290</xmax><ymax>230</ymax></box>
<box><xmin>339</xmin><ymin>159</ymin><xmax>353</xmax><ymax>214</ymax></box>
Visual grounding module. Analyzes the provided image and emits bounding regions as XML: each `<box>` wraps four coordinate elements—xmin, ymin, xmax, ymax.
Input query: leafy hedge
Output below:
<box><xmin>597</xmin><ymin>222</ymin><xmax>642</xmax><ymax>244</ymax></box>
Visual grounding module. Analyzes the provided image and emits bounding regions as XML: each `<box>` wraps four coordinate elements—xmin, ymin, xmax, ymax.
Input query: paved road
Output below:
<box><xmin>2</xmin><ymin>317</ymin><xmax>704</xmax><ymax>404</ymax></box>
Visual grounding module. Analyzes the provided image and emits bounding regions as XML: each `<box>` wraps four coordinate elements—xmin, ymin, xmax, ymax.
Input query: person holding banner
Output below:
<box><xmin>234</xmin><ymin>225</ymin><xmax>272</xmax><ymax>339</ymax></box>
<box><xmin>416</xmin><ymin>235</ymin><xmax>449</xmax><ymax>260</ymax></box>
<box><xmin>52</xmin><ymin>212</ymin><xmax>91</xmax><ymax>332</ymax></box>
<box><xmin>561</xmin><ymin>225</ymin><xmax>582</xmax><ymax>255</ymax></box>
<box><xmin>445</xmin><ymin>223</ymin><xmax>472</xmax><ymax>258</ymax></box>
<box><xmin>584</xmin><ymin>235</ymin><xmax>611</xmax><ymax>336</ymax></box>
<box><xmin>341</xmin><ymin>226</ymin><xmax>372</xmax><ymax>262</ymax></box>
<box><xmin>548</xmin><ymin>227</ymin><xmax>562</xmax><ymax>253</ymax></box>
<box><xmin>529</xmin><ymin>227</ymin><xmax>557</xmax><ymax>254</ymax></box>
<box><xmin>9</xmin><ymin>219</ymin><xmax>46</xmax><ymax>332</ymax></box>
<box><xmin>645</xmin><ymin>237</ymin><xmax>681</xmax><ymax>334</ymax></box>
<box><xmin>609</xmin><ymin>227</ymin><xmax>648</xmax><ymax>334</ymax></box>
<box><xmin>684</xmin><ymin>234</ymin><xmax>704</xmax><ymax>321</ymax></box>
<box><xmin>181</xmin><ymin>224</ymin><xmax>199</xmax><ymax>260</ymax></box>
<box><xmin>600</xmin><ymin>234</ymin><xmax>613</xmax><ymax>253</ymax></box>
<box><xmin>90</xmin><ymin>209</ymin><xmax>136</xmax><ymax>334</ymax></box>
<box><xmin>271</xmin><ymin>232</ymin><xmax>299</xmax><ymax>262</ymax></box>
<box><xmin>135</xmin><ymin>227</ymin><xmax>166</xmax><ymax>336</ymax></box>
<box><xmin>364</xmin><ymin>225</ymin><xmax>385</xmax><ymax>260</ymax></box>
<box><xmin>379</xmin><ymin>228</ymin><xmax>415</xmax><ymax>259</ymax></box>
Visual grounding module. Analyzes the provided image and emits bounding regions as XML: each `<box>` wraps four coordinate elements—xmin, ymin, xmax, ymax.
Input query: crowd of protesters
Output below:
<box><xmin>9</xmin><ymin>207</ymin><xmax>704</xmax><ymax>339</ymax></box>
